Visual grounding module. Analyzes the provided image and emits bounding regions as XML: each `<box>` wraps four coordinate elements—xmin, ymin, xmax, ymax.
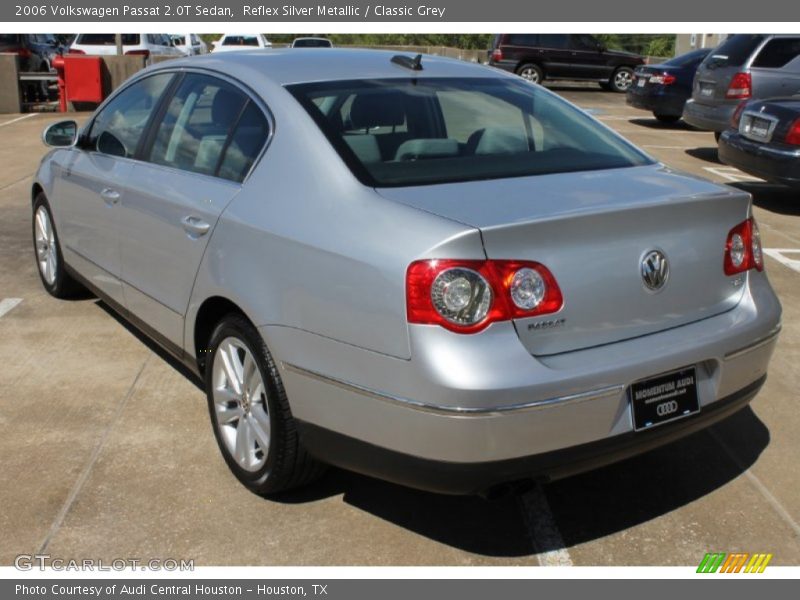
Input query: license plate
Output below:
<box><xmin>629</xmin><ymin>367</ymin><xmax>699</xmax><ymax>431</ymax></box>
<box><xmin>749</xmin><ymin>117</ymin><xmax>771</xmax><ymax>139</ymax></box>
<box><xmin>637</xmin><ymin>77</ymin><xmax>646</xmax><ymax>87</ymax></box>
<box><xmin>700</xmin><ymin>84</ymin><xmax>714</xmax><ymax>97</ymax></box>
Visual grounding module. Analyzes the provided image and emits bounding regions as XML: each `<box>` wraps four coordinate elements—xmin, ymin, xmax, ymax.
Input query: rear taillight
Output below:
<box><xmin>725</xmin><ymin>72</ymin><xmax>752</xmax><ymax>99</ymax></box>
<box><xmin>406</xmin><ymin>259</ymin><xmax>563</xmax><ymax>333</ymax></box>
<box><xmin>785</xmin><ymin>117</ymin><xmax>800</xmax><ymax>146</ymax></box>
<box><xmin>16</xmin><ymin>47</ymin><xmax>32</xmax><ymax>58</ymax></box>
<box><xmin>649</xmin><ymin>72</ymin><xmax>676</xmax><ymax>85</ymax></box>
<box><xmin>125</xmin><ymin>49</ymin><xmax>150</xmax><ymax>58</ymax></box>
<box><xmin>491</xmin><ymin>48</ymin><xmax>503</xmax><ymax>62</ymax></box>
<box><xmin>724</xmin><ymin>217</ymin><xmax>763</xmax><ymax>275</ymax></box>
<box><xmin>67</xmin><ymin>48</ymin><xmax>86</xmax><ymax>55</ymax></box>
<box><xmin>731</xmin><ymin>101</ymin><xmax>748</xmax><ymax>129</ymax></box>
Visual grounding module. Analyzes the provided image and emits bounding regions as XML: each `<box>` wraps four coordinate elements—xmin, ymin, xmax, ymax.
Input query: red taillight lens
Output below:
<box><xmin>406</xmin><ymin>259</ymin><xmax>563</xmax><ymax>333</ymax></box>
<box><xmin>491</xmin><ymin>48</ymin><xmax>503</xmax><ymax>62</ymax></box>
<box><xmin>67</xmin><ymin>48</ymin><xmax>86</xmax><ymax>55</ymax></box>
<box><xmin>785</xmin><ymin>117</ymin><xmax>800</xmax><ymax>146</ymax></box>
<box><xmin>125</xmin><ymin>49</ymin><xmax>150</xmax><ymax>58</ymax></box>
<box><xmin>16</xmin><ymin>48</ymin><xmax>32</xmax><ymax>58</ymax></box>
<box><xmin>731</xmin><ymin>101</ymin><xmax>748</xmax><ymax>129</ymax></box>
<box><xmin>725</xmin><ymin>72</ymin><xmax>752</xmax><ymax>99</ymax></box>
<box><xmin>650</xmin><ymin>72</ymin><xmax>676</xmax><ymax>85</ymax></box>
<box><xmin>724</xmin><ymin>217</ymin><xmax>763</xmax><ymax>275</ymax></box>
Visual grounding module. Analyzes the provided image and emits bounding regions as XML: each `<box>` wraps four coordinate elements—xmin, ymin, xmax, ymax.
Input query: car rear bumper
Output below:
<box><xmin>719</xmin><ymin>131</ymin><xmax>800</xmax><ymax>188</ymax></box>
<box><xmin>683</xmin><ymin>99</ymin><xmax>737</xmax><ymax>132</ymax></box>
<box><xmin>626</xmin><ymin>90</ymin><xmax>687</xmax><ymax>116</ymax></box>
<box><xmin>295</xmin><ymin>375</ymin><xmax>765</xmax><ymax>494</ymax></box>
<box><xmin>488</xmin><ymin>60</ymin><xmax>517</xmax><ymax>74</ymax></box>
<box><xmin>265</xmin><ymin>272</ymin><xmax>781</xmax><ymax>493</ymax></box>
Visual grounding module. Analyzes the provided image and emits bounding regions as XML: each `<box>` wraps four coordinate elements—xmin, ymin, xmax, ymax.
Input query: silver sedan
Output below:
<box><xmin>33</xmin><ymin>49</ymin><xmax>781</xmax><ymax>496</ymax></box>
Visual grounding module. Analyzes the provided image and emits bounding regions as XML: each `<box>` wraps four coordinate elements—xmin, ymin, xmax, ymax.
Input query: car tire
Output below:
<box><xmin>654</xmin><ymin>113</ymin><xmax>681</xmax><ymax>124</ymax></box>
<box><xmin>205</xmin><ymin>313</ymin><xmax>325</xmax><ymax>496</ymax></box>
<box><xmin>32</xmin><ymin>193</ymin><xmax>84</xmax><ymax>298</ymax></box>
<box><xmin>516</xmin><ymin>63</ymin><xmax>544</xmax><ymax>84</ymax></box>
<box><xmin>609</xmin><ymin>67</ymin><xmax>635</xmax><ymax>93</ymax></box>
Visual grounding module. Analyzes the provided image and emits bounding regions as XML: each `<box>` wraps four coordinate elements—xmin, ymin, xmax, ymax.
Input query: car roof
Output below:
<box><xmin>149</xmin><ymin>48</ymin><xmax>503</xmax><ymax>86</ymax></box>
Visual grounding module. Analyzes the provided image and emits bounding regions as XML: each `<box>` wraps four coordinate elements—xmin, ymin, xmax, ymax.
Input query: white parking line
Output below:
<box><xmin>0</xmin><ymin>298</ymin><xmax>22</xmax><ymax>319</ymax></box>
<box><xmin>764</xmin><ymin>249</ymin><xmax>800</xmax><ymax>274</ymax></box>
<box><xmin>702</xmin><ymin>166</ymin><xmax>760</xmax><ymax>183</ymax></box>
<box><xmin>519</xmin><ymin>485</ymin><xmax>573</xmax><ymax>566</ymax></box>
<box><xmin>0</xmin><ymin>113</ymin><xmax>37</xmax><ymax>128</ymax></box>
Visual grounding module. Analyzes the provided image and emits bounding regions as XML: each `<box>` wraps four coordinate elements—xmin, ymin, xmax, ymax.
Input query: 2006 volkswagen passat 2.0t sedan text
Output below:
<box><xmin>33</xmin><ymin>49</ymin><xmax>781</xmax><ymax>495</ymax></box>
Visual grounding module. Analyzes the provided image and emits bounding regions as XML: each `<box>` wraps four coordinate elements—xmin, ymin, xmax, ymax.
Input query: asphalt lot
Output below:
<box><xmin>1</xmin><ymin>86</ymin><xmax>799</xmax><ymax>567</ymax></box>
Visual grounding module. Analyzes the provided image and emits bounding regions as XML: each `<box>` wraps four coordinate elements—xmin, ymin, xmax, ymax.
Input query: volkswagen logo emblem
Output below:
<box><xmin>641</xmin><ymin>250</ymin><xmax>669</xmax><ymax>291</ymax></box>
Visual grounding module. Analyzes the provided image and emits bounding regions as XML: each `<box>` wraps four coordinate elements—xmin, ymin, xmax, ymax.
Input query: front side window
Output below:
<box><xmin>288</xmin><ymin>77</ymin><xmax>651</xmax><ymax>188</ymax></box>
<box><xmin>88</xmin><ymin>73</ymin><xmax>173</xmax><ymax>158</ymax></box>
<box><xmin>223</xmin><ymin>36</ymin><xmax>259</xmax><ymax>47</ymax></box>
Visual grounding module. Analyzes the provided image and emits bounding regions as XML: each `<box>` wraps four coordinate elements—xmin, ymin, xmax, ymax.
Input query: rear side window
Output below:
<box><xmin>752</xmin><ymin>38</ymin><xmax>800</xmax><ymax>69</ymax></box>
<box><xmin>147</xmin><ymin>74</ymin><xmax>248</xmax><ymax>177</ymax></box>
<box><xmin>703</xmin><ymin>34</ymin><xmax>765</xmax><ymax>68</ymax></box>
<box><xmin>88</xmin><ymin>73</ymin><xmax>173</xmax><ymax>158</ymax></box>
<box><xmin>145</xmin><ymin>73</ymin><xmax>268</xmax><ymax>182</ymax></box>
<box><xmin>539</xmin><ymin>34</ymin><xmax>570</xmax><ymax>49</ymax></box>
<box><xmin>289</xmin><ymin>77</ymin><xmax>651</xmax><ymax>187</ymax></box>
<box><xmin>76</xmin><ymin>34</ymin><xmax>140</xmax><ymax>46</ymax></box>
<box><xmin>505</xmin><ymin>34</ymin><xmax>540</xmax><ymax>47</ymax></box>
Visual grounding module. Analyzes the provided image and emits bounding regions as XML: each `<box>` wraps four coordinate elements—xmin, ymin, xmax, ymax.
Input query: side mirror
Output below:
<box><xmin>42</xmin><ymin>120</ymin><xmax>78</xmax><ymax>147</ymax></box>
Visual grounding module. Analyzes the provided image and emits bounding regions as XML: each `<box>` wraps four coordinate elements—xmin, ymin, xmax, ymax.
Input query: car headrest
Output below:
<box><xmin>394</xmin><ymin>139</ymin><xmax>459</xmax><ymax>161</ymax></box>
<box><xmin>349</xmin><ymin>93</ymin><xmax>405</xmax><ymax>129</ymax></box>
<box><xmin>211</xmin><ymin>88</ymin><xmax>244</xmax><ymax>129</ymax></box>
<box><xmin>471</xmin><ymin>127</ymin><xmax>529</xmax><ymax>155</ymax></box>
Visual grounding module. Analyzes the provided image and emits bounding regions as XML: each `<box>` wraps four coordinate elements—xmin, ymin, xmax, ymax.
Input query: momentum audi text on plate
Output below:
<box><xmin>33</xmin><ymin>49</ymin><xmax>781</xmax><ymax>495</ymax></box>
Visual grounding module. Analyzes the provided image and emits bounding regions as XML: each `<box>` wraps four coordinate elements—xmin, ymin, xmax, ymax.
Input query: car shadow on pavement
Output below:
<box><xmin>91</xmin><ymin>299</ymin><xmax>770</xmax><ymax>559</ymax></box>
<box><xmin>685</xmin><ymin>147</ymin><xmax>722</xmax><ymax>164</ymax></box>
<box><xmin>732</xmin><ymin>182</ymin><xmax>800</xmax><ymax>217</ymax></box>
<box><xmin>629</xmin><ymin>118</ymin><xmax>700</xmax><ymax>132</ymax></box>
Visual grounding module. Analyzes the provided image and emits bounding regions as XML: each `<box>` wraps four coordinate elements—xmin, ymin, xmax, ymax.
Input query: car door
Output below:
<box><xmin>537</xmin><ymin>34</ymin><xmax>575</xmax><ymax>78</ymax></box>
<box><xmin>117</xmin><ymin>73</ymin><xmax>270</xmax><ymax>347</ymax></box>
<box><xmin>568</xmin><ymin>34</ymin><xmax>610</xmax><ymax>79</ymax></box>
<box><xmin>54</xmin><ymin>72</ymin><xmax>174</xmax><ymax>304</ymax></box>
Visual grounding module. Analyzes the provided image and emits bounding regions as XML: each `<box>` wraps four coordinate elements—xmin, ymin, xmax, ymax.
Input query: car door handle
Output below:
<box><xmin>100</xmin><ymin>188</ymin><xmax>120</xmax><ymax>205</ymax></box>
<box><xmin>181</xmin><ymin>215</ymin><xmax>211</xmax><ymax>237</ymax></box>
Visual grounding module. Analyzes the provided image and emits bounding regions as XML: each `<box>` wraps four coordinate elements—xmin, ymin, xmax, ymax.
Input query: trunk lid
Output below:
<box><xmin>379</xmin><ymin>165</ymin><xmax>750</xmax><ymax>356</ymax></box>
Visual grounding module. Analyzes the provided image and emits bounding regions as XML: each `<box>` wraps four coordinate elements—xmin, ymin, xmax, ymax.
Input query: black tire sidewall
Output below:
<box><xmin>204</xmin><ymin>315</ymin><xmax>287</xmax><ymax>493</ymax></box>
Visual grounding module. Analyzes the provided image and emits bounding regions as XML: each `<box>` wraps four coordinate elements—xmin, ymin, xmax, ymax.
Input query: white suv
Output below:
<box><xmin>68</xmin><ymin>34</ymin><xmax>183</xmax><ymax>60</ymax></box>
<box><xmin>212</xmin><ymin>34</ymin><xmax>272</xmax><ymax>53</ymax></box>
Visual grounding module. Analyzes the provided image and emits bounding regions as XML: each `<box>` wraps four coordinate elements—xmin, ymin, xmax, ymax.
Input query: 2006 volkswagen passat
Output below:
<box><xmin>33</xmin><ymin>50</ymin><xmax>781</xmax><ymax>495</ymax></box>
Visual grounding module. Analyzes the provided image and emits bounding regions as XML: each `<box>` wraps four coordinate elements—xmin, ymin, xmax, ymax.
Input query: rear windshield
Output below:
<box><xmin>223</xmin><ymin>36</ymin><xmax>259</xmax><ymax>46</ymax></box>
<box><xmin>288</xmin><ymin>77</ymin><xmax>651</xmax><ymax>187</ymax></box>
<box><xmin>76</xmin><ymin>34</ymin><xmax>141</xmax><ymax>46</ymax></box>
<box><xmin>702</xmin><ymin>34</ymin><xmax>765</xmax><ymax>69</ymax></box>
<box><xmin>664</xmin><ymin>48</ymin><xmax>711</xmax><ymax>68</ymax></box>
<box><xmin>293</xmin><ymin>38</ymin><xmax>332</xmax><ymax>48</ymax></box>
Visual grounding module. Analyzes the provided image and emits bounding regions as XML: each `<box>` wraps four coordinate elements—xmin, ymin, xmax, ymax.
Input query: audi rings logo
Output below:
<box><xmin>656</xmin><ymin>400</ymin><xmax>679</xmax><ymax>417</ymax></box>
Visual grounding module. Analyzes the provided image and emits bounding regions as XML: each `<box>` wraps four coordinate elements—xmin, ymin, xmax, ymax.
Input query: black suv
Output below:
<box><xmin>489</xmin><ymin>34</ymin><xmax>646</xmax><ymax>92</ymax></box>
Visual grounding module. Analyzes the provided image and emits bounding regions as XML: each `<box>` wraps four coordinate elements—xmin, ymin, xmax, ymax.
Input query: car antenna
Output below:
<box><xmin>391</xmin><ymin>54</ymin><xmax>423</xmax><ymax>71</ymax></box>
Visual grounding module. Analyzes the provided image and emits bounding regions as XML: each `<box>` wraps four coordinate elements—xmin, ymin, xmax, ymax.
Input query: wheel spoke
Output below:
<box><xmin>234</xmin><ymin>417</ymin><xmax>253</xmax><ymax>466</ymax></box>
<box><xmin>247</xmin><ymin>413</ymin><xmax>270</xmax><ymax>452</ymax></box>
<box><xmin>219</xmin><ymin>343</ymin><xmax>243</xmax><ymax>394</ymax></box>
<box><xmin>243</xmin><ymin>351</ymin><xmax>259</xmax><ymax>394</ymax></box>
<box><xmin>214</xmin><ymin>399</ymin><xmax>243</xmax><ymax>424</ymax></box>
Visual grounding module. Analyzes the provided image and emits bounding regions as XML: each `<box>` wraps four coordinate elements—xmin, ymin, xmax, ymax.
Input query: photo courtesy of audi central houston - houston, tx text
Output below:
<box><xmin>0</xmin><ymin>3</ymin><xmax>799</xmax><ymax>587</ymax></box>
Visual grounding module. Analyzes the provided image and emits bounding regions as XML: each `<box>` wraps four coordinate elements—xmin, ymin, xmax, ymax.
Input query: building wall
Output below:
<box><xmin>675</xmin><ymin>34</ymin><xmax>726</xmax><ymax>56</ymax></box>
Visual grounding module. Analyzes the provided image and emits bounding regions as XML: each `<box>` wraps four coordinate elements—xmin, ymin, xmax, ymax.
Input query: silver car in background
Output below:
<box><xmin>683</xmin><ymin>34</ymin><xmax>800</xmax><ymax>137</ymax></box>
<box><xmin>33</xmin><ymin>49</ymin><xmax>781</xmax><ymax>496</ymax></box>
